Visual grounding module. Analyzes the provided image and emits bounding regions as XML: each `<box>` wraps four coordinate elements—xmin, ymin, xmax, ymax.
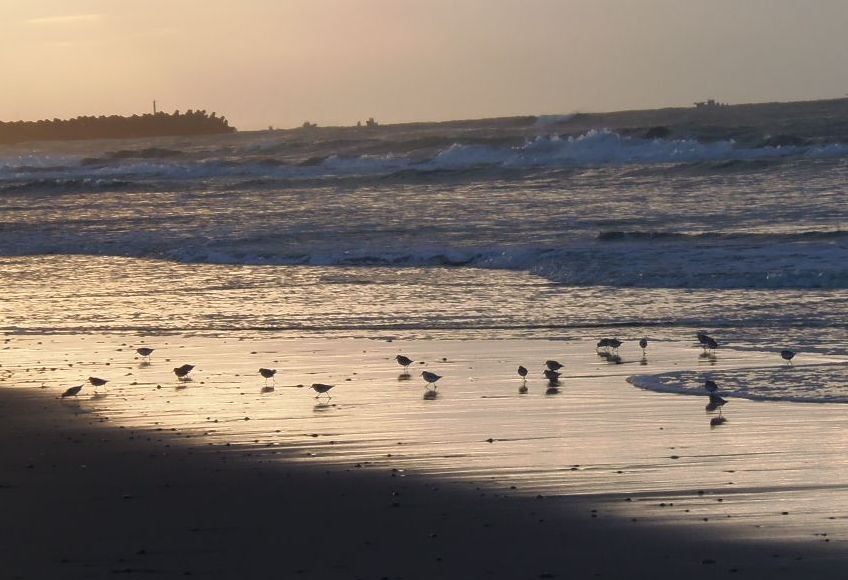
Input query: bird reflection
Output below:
<box><xmin>313</xmin><ymin>402</ymin><xmax>332</xmax><ymax>412</ymax></box>
<box><xmin>423</xmin><ymin>390</ymin><xmax>439</xmax><ymax>400</ymax></box>
<box><xmin>397</xmin><ymin>373</ymin><xmax>412</xmax><ymax>381</ymax></box>
<box><xmin>710</xmin><ymin>416</ymin><xmax>728</xmax><ymax>428</ymax></box>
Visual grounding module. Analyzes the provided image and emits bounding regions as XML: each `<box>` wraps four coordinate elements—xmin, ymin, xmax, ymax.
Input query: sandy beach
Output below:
<box><xmin>3</xmin><ymin>333</ymin><xmax>848</xmax><ymax>579</ymax></box>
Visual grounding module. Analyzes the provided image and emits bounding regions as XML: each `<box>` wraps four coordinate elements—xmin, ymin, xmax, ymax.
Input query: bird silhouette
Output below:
<box><xmin>61</xmin><ymin>385</ymin><xmax>83</xmax><ymax>398</ymax></box>
<box><xmin>310</xmin><ymin>383</ymin><xmax>334</xmax><ymax>399</ymax></box>
<box><xmin>173</xmin><ymin>364</ymin><xmax>195</xmax><ymax>380</ymax></box>
<box><xmin>259</xmin><ymin>368</ymin><xmax>277</xmax><ymax>384</ymax></box>
<box><xmin>706</xmin><ymin>393</ymin><xmax>727</xmax><ymax>415</ymax></box>
<box><xmin>421</xmin><ymin>371</ymin><xmax>442</xmax><ymax>389</ymax></box>
<box><xmin>545</xmin><ymin>360</ymin><xmax>563</xmax><ymax>372</ymax></box>
<box><xmin>136</xmin><ymin>347</ymin><xmax>154</xmax><ymax>360</ymax></box>
<box><xmin>396</xmin><ymin>355</ymin><xmax>414</xmax><ymax>371</ymax></box>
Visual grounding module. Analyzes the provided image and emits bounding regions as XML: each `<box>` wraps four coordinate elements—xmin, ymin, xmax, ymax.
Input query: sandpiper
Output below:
<box><xmin>697</xmin><ymin>333</ymin><xmax>717</xmax><ymax>352</ymax></box>
<box><xmin>545</xmin><ymin>360</ymin><xmax>563</xmax><ymax>372</ymax></box>
<box><xmin>88</xmin><ymin>377</ymin><xmax>108</xmax><ymax>391</ymax></box>
<box><xmin>639</xmin><ymin>337</ymin><xmax>648</xmax><ymax>355</ymax></box>
<box><xmin>173</xmin><ymin>364</ymin><xmax>195</xmax><ymax>380</ymax></box>
<box><xmin>136</xmin><ymin>347</ymin><xmax>154</xmax><ymax>361</ymax></box>
<box><xmin>421</xmin><ymin>371</ymin><xmax>442</xmax><ymax>389</ymax></box>
<box><xmin>396</xmin><ymin>355</ymin><xmax>414</xmax><ymax>371</ymax></box>
<box><xmin>704</xmin><ymin>337</ymin><xmax>718</xmax><ymax>352</ymax></box>
<box><xmin>704</xmin><ymin>379</ymin><xmax>719</xmax><ymax>393</ymax></box>
<box><xmin>517</xmin><ymin>365</ymin><xmax>528</xmax><ymax>381</ymax></box>
<box><xmin>706</xmin><ymin>393</ymin><xmax>727</xmax><ymax>415</ymax></box>
<box><xmin>259</xmin><ymin>368</ymin><xmax>277</xmax><ymax>384</ymax></box>
<box><xmin>61</xmin><ymin>385</ymin><xmax>83</xmax><ymax>398</ymax></box>
<box><xmin>310</xmin><ymin>383</ymin><xmax>334</xmax><ymax>399</ymax></box>
<box><xmin>780</xmin><ymin>350</ymin><xmax>796</xmax><ymax>365</ymax></box>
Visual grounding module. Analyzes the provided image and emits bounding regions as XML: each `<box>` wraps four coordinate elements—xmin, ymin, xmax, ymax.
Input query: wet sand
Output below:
<box><xmin>3</xmin><ymin>334</ymin><xmax>848</xmax><ymax>578</ymax></box>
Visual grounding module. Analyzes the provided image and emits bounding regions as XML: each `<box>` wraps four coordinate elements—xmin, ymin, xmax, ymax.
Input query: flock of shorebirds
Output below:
<box><xmin>59</xmin><ymin>334</ymin><xmax>799</xmax><ymax>418</ymax></box>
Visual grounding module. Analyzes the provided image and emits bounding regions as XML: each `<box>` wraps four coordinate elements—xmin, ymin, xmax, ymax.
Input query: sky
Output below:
<box><xmin>2</xmin><ymin>0</ymin><xmax>848</xmax><ymax>130</ymax></box>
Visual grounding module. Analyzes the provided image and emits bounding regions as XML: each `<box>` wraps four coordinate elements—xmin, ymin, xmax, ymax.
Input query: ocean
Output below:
<box><xmin>2</xmin><ymin>124</ymin><xmax>848</xmax><ymax>403</ymax></box>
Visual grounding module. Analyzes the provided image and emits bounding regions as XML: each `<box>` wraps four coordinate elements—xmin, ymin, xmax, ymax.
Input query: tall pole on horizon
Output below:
<box><xmin>153</xmin><ymin>100</ymin><xmax>157</xmax><ymax>114</ymax></box>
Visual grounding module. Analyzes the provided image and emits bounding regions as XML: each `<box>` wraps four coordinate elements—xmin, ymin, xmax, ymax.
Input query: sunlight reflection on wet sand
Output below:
<box><xmin>4</xmin><ymin>333</ymin><xmax>848</xmax><ymax>545</ymax></box>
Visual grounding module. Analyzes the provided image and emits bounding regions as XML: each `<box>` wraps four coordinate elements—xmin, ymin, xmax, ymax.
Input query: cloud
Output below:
<box><xmin>26</xmin><ymin>14</ymin><xmax>103</xmax><ymax>25</ymax></box>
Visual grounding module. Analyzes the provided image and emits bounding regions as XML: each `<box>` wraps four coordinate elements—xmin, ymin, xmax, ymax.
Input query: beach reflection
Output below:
<box><xmin>6</xmin><ymin>334</ymin><xmax>848</xmax><ymax>544</ymax></box>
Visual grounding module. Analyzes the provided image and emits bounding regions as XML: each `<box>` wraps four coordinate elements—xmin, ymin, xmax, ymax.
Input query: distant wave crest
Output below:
<box><xmin>3</xmin><ymin>130</ymin><xmax>848</xmax><ymax>184</ymax></box>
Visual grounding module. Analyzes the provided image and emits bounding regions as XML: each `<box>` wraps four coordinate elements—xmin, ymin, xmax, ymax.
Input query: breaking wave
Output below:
<box><xmin>3</xmin><ymin>233</ymin><xmax>845</xmax><ymax>290</ymax></box>
<box><xmin>3</xmin><ymin>130</ymin><xmax>848</xmax><ymax>184</ymax></box>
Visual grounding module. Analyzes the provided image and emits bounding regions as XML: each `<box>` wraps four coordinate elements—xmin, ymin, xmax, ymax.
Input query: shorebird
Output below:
<box><xmin>88</xmin><ymin>377</ymin><xmax>108</xmax><ymax>391</ymax></box>
<box><xmin>61</xmin><ymin>385</ymin><xmax>83</xmax><ymax>398</ymax></box>
<box><xmin>543</xmin><ymin>369</ymin><xmax>561</xmax><ymax>382</ymax></box>
<box><xmin>607</xmin><ymin>339</ymin><xmax>622</xmax><ymax>353</ymax></box>
<box><xmin>697</xmin><ymin>332</ymin><xmax>717</xmax><ymax>352</ymax></box>
<box><xmin>706</xmin><ymin>393</ymin><xmax>727</xmax><ymax>415</ymax></box>
<box><xmin>704</xmin><ymin>337</ymin><xmax>718</xmax><ymax>353</ymax></box>
<box><xmin>780</xmin><ymin>350</ymin><xmax>796</xmax><ymax>365</ymax></box>
<box><xmin>421</xmin><ymin>371</ymin><xmax>442</xmax><ymax>389</ymax></box>
<box><xmin>259</xmin><ymin>368</ymin><xmax>277</xmax><ymax>384</ymax></box>
<box><xmin>639</xmin><ymin>337</ymin><xmax>648</xmax><ymax>355</ymax></box>
<box><xmin>704</xmin><ymin>379</ymin><xmax>719</xmax><ymax>393</ymax></box>
<box><xmin>545</xmin><ymin>360</ymin><xmax>564</xmax><ymax>372</ymax></box>
<box><xmin>173</xmin><ymin>364</ymin><xmax>195</xmax><ymax>380</ymax></box>
<box><xmin>597</xmin><ymin>338</ymin><xmax>610</xmax><ymax>351</ymax></box>
<box><xmin>310</xmin><ymin>383</ymin><xmax>334</xmax><ymax>399</ymax></box>
<box><xmin>136</xmin><ymin>347</ymin><xmax>154</xmax><ymax>361</ymax></box>
<box><xmin>517</xmin><ymin>365</ymin><xmax>528</xmax><ymax>391</ymax></box>
<box><xmin>396</xmin><ymin>355</ymin><xmax>414</xmax><ymax>371</ymax></box>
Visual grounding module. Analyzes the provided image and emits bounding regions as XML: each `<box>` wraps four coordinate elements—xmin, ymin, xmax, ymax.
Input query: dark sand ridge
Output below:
<box><xmin>2</xmin><ymin>386</ymin><xmax>846</xmax><ymax>580</ymax></box>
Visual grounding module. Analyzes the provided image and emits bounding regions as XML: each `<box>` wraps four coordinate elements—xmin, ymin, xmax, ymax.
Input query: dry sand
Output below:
<box><xmin>2</xmin><ymin>334</ymin><xmax>848</xmax><ymax>579</ymax></box>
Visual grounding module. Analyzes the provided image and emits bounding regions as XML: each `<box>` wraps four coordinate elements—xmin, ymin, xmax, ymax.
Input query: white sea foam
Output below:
<box><xmin>424</xmin><ymin>131</ymin><xmax>848</xmax><ymax>170</ymax></box>
<box><xmin>628</xmin><ymin>363</ymin><xmax>848</xmax><ymax>404</ymax></box>
<box><xmin>3</xmin><ymin>130</ymin><xmax>848</xmax><ymax>183</ymax></box>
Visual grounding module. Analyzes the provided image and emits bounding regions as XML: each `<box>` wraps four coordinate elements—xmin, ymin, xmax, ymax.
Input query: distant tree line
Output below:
<box><xmin>0</xmin><ymin>109</ymin><xmax>236</xmax><ymax>144</ymax></box>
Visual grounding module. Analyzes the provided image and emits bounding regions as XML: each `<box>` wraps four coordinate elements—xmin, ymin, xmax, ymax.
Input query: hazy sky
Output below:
<box><xmin>2</xmin><ymin>0</ymin><xmax>848</xmax><ymax>129</ymax></box>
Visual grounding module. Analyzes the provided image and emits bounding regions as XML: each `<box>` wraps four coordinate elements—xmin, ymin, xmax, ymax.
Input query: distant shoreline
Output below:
<box><xmin>5</xmin><ymin>95</ymin><xmax>848</xmax><ymax>147</ymax></box>
<box><xmin>261</xmin><ymin>96</ymin><xmax>848</xmax><ymax>148</ymax></box>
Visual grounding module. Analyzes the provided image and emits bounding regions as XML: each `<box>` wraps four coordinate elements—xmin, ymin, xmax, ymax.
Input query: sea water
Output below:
<box><xmin>2</xmin><ymin>125</ymin><xmax>848</xmax><ymax>403</ymax></box>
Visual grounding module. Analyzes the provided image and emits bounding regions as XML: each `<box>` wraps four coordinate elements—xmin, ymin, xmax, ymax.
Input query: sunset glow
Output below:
<box><xmin>3</xmin><ymin>0</ymin><xmax>848</xmax><ymax>128</ymax></box>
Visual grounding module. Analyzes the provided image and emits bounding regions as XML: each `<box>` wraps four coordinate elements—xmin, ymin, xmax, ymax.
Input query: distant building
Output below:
<box><xmin>694</xmin><ymin>99</ymin><xmax>727</xmax><ymax>109</ymax></box>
